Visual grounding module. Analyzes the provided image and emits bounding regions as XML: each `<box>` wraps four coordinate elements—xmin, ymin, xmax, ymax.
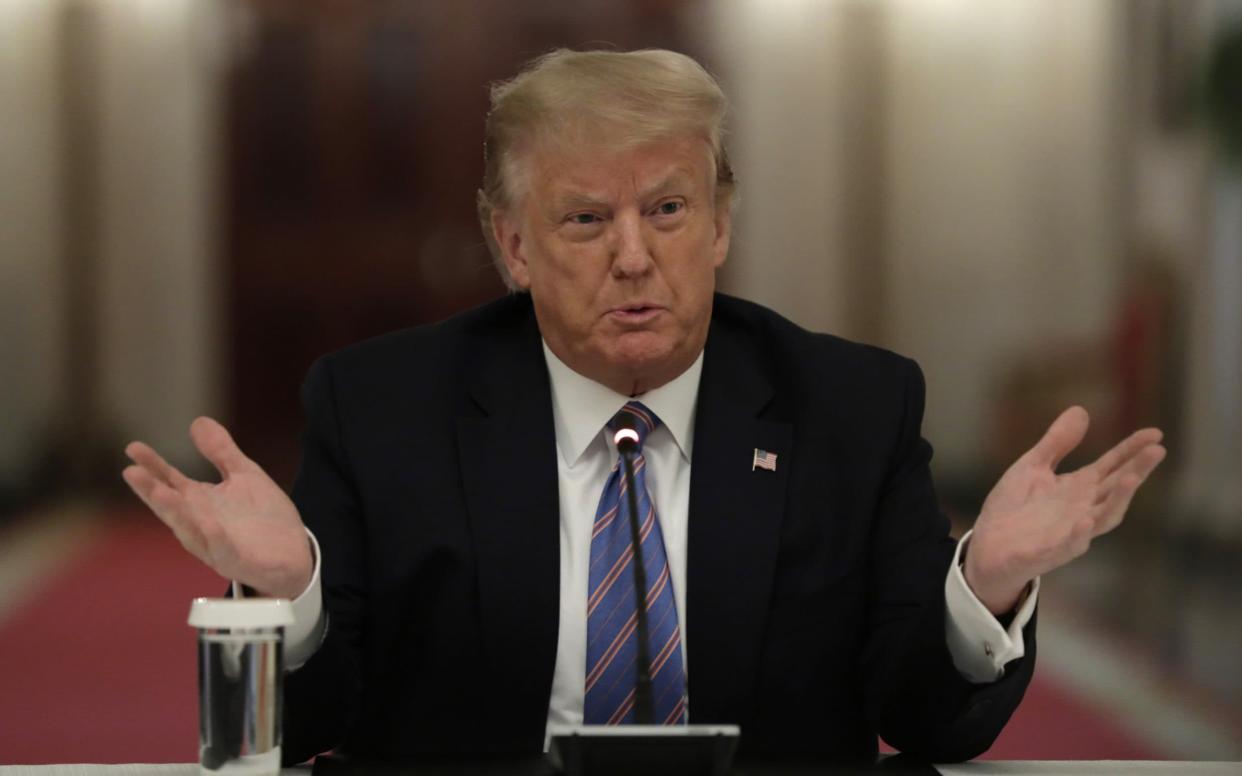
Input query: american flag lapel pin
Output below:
<box><xmin>752</xmin><ymin>448</ymin><xmax>777</xmax><ymax>472</ymax></box>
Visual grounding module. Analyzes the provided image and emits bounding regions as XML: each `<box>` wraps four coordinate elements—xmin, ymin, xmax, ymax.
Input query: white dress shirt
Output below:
<box><xmin>279</xmin><ymin>341</ymin><xmax>1039</xmax><ymax>725</ymax></box>
<box><xmin>542</xmin><ymin>341</ymin><xmax>702</xmax><ymax>730</ymax></box>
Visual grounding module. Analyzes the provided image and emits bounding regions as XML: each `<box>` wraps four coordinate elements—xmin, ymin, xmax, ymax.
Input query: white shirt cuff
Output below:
<box><xmin>283</xmin><ymin>528</ymin><xmax>327</xmax><ymax>669</ymax></box>
<box><xmin>232</xmin><ymin>527</ymin><xmax>327</xmax><ymax>670</ymax></box>
<box><xmin>944</xmin><ymin>529</ymin><xmax>1039</xmax><ymax>683</ymax></box>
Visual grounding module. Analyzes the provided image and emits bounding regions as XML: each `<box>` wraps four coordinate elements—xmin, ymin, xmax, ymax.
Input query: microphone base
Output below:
<box><xmin>547</xmin><ymin>724</ymin><xmax>740</xmax><ymax>776</ymax></box>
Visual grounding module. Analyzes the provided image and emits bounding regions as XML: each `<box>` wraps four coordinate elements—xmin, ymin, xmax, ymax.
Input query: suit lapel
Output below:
<box><xmin>686</xmin><ymin>310</ymin><xmax>792</xmax><ymax>724</ymax></box>
<box><xmin>456</xmin><ymin>306</ymin><xmax>560</xmax><ymax>743</ymax></box>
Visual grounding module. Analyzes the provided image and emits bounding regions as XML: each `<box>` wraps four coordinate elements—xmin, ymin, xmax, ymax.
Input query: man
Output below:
<box><xmin>122</xmin><ymin>49</ymin><xmax>1165</xmax><ymax>763</ymax></box>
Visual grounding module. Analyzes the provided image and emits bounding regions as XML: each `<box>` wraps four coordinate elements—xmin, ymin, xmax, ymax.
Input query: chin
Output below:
<box><xmin>611</xmin><ymin>330</ymin><xmax>671</xmax><ymax>358</ymax></box>
<box><xmin>607</xmin><ymin>339</ymin><xmax>680</xmax><ymax>380</ymax></box>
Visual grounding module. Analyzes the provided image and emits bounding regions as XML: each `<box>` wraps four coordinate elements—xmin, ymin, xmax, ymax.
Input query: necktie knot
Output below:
<box><xmin>608</xmin><ymin>401</ymin><xmax>661</xmax><ymax>449</ymax></box>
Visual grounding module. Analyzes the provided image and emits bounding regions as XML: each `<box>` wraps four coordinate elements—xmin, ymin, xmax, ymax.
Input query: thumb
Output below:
<box><xmin>1026</xmin><ymin>405</ymin><xmax>1090</xmax><ymax>471</ymax></box>
<box><xmin>190</xmin><ymin>416</ymin><xmax>255</xmax><ymax>479</ymax></box>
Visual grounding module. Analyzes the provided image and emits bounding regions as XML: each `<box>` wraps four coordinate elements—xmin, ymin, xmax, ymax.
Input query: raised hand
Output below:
<box><xmin>964</xmin><ymin>406</ymin><xmax>1166</xmax><ymax>615</ymax></box>
<box><xmin>122</xmin><ymin>417</ymin><xmax>313</xmax><ymax>600</ymax></box>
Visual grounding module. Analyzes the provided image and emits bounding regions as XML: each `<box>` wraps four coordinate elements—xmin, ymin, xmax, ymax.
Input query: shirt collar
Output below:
<box><xmin>542</xmin><ymin>341</ymin><xmax>703</xmax><ymax>468</ymax></box>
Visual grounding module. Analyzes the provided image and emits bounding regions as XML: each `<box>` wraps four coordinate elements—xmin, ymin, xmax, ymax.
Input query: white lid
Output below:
<box><xmin>188</xmin><ymin>597</ymin><xmax>294</xmax><ymax>629</ymax></box>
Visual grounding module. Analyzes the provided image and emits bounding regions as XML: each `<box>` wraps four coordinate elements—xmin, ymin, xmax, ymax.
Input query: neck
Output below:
<box><xmin>590</xmin><ymin>355</ymin><xmax>694</xmax><ymax>398</ymax></box>
<box><xmin>542</xmin><ymin>343</ymin><xmax>701</xmax><ymax>398</ymax></box>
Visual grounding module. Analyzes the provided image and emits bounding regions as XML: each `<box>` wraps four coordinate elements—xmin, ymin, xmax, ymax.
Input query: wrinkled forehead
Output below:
<box><xmin>507</xmin><ymin>132</ymin><xmax>717</xmax><ymax>209</ymax></box>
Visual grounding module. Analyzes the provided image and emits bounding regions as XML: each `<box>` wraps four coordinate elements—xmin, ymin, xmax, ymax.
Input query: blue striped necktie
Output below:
<box><xmin>584</xmin><ymin>401</ymin><xmax>687</xmax><ymax>725</ymax></box>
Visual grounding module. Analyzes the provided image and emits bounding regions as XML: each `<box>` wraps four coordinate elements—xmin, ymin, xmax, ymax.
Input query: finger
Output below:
<box><xmin>122</xmin><ymin>465</ymin><xmax>207</xmax><ymax>553</ymax></box>
<box><xmin>1091</xmin><ymin>472</ymin><xmax>1142</xmax><ymax>537</ymax></box>
<box><xmin>1086</xmin><ymin>427</ymin><xmax>1163</xmax><ymax>481</ymax></box>
<box><xmin>125</xmin><ymin>441</ymin><xmax>192</xmax><ymax>491</ymax></box>
<box><xmin>123</xmin><ymin>465</ymin><xmax>189</xmax><ymax>525</ymax></box>
<box><xmin>1093</xmin><ymin>442</ymin><xmax>1167</xmax><ymax>506</ymax></box>
<box><xmin>1026</xmin><ymin>406</ymin><xmax>1090</xmax><ymax>471</ymax></box>
<box><xmin>1093</xmin><ymin>445</ymin><xmax>1166</xmax><ymax>532</ymax></box>
<box><xmin>121</xmin><ymin>466</ymin><xmax>201</xmax><ymax>543</ymax></box>
<box><xmin>122</xmin><ymin>463</ymin><xmax>159</xmax><ymax>502</ymax></box>
<box><xmin>190</xmin><ymin>416</ymin><xmax>256</xmax><ymax>480</ymax></box>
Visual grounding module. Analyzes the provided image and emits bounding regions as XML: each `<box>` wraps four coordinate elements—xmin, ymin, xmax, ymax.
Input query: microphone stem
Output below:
<box><xmin>621</xmin><ymin>449</ymin><xmax>655</xmax><ymax>725</ymax></box>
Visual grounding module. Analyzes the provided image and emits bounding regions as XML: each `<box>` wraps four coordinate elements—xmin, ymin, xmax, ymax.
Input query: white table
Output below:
<box><xmin>3</xmin><ymin>763</ymin><xmax>1241</xmax><ymax>775</ymax></box>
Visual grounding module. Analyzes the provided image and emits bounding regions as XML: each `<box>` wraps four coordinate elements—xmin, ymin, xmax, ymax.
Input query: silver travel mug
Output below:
<box><xmin>188</xmin><ymin>598</ymin><xmax>293</xmax><ymax>776</ymax></box>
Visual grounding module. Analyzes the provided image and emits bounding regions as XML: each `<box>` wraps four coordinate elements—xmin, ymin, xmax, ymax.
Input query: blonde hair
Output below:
<box><xmin>477</xmin><ymin>48</ymin><xmax>736</xmax><ymax>288</ymax></box>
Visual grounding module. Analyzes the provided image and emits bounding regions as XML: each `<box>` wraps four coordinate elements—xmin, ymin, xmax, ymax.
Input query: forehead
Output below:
<box><xmin>524</xmin><ymin>135</ymin><xmax>715</xmax><ymax>201</ymax></box>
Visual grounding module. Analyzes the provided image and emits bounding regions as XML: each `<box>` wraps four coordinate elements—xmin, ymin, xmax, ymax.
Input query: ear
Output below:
<box><xmin>711</xmin><ymin>195</ymin><xmax>733</xmax><ymax>270</ymax></box>
<box><xmin>491</xmin><ymin>208</ymin><xmax>532</xmax><ymax>290</ymax></box>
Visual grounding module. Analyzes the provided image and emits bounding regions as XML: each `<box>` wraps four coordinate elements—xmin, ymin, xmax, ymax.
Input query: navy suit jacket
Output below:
<box><xmin>281</xmin><ymin>293</ymin><xmax>1034</xmax><ymax>764</ymax></box>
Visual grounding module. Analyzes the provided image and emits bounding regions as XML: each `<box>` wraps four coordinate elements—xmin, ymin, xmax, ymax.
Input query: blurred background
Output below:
<box><xmin>2</xmin><ymin>0</ymin><xmax>1240</xmax><ymax>764</ymax></box>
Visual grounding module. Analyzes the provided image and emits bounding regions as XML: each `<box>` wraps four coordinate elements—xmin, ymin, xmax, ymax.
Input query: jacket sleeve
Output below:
<box><xmin>860</xmin><ymin>358</ymin><xmax>1036</xmax><ymax>762</ymax></box>
<box><xmin>281</xmin><ymin>356</ymin><xmax>369</xmax><ymax>764</ymax></box>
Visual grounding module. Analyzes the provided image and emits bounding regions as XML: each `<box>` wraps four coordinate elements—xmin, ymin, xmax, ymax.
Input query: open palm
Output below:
<box><xmin>964</xmin><ymin>406</ymin><xmax>1166</xmax><ymax>614</ymax></box>
<box><xmin>122</xmin><ymin>416</ymin><xmax>313</xmax><ymax>599</ymax></box>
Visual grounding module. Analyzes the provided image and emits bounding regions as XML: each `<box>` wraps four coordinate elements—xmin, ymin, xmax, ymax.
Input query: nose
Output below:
<box><xmin>609</xmin><ymin>210</ymin><xmax>654</xmax><ymax>279</ymax></box>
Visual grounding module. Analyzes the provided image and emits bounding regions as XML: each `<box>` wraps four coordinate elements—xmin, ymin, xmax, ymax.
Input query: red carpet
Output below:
<box><xmin>0</xmin><ymin>510</ymin><xmax>1164</xmax><ymax>763</ymax></box>
<box><xmin>0</xmin><ymin>510</ymin><xmax>222</xmax><ymax>764</ymax></box>
<box><xmin>983</xmin><ymin>668</ymin><xmax>1161</xmax><ymax>759</ymax></box>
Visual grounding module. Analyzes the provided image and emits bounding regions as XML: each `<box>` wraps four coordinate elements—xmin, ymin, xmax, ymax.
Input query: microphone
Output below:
<box><xmin>613</xmin><ymin>416</ymin><xmax>655</xmax><ymax>725</ymax></box>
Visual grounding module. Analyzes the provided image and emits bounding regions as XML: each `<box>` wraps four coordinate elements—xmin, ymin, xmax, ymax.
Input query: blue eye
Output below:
<box><xmin>655</xmin><ymin>201</ymin><xmax>683</xmax><ymax>216</ymax></box>
<box><xmin>568</xmin><ymin>213</ymin><xmax>601</xmax><ymax>225</ymax></box>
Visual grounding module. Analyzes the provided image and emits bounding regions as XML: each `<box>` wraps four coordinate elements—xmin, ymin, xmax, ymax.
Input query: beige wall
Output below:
<box><xmin>882</xmin><ymin>0</ymin><xmax>1124</xmax><ymax>472</ymax></box>
<box><xmin>709</xmin><ymin>0</ymin><xmax>864</xmax><ymax>340</ymax></box>
<box><xmin>3</xmin><ymin>0</ymin><xmax>1230</xmax><ymax>504</ymax></box>
<box><xmin>0</xmin><ymin>0</ymin><xmax>67</xmax><ymax>480</ymax></box>
<box><xmin>705</xmin><ymin>0</ymin><xmax>1126</xmax><ymax>476</ymax></box>
<box><xmin>0</xmin><ymin>0</ymin><xmax>224</xmax><ymax>480</ymax></box>
<box><xmin>92</xmin><ymin>0</ymin><xmax>225</xmax><ymax>466</ymax></box>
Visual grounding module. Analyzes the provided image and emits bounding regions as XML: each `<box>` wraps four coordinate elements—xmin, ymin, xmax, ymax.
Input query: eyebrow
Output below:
<box><xmin>548</xmin><ymin>167</ymin><xmax>699</xmax><ymax>213</ymax></box>
<box><xmin>550</xmin><ymin>192</ymin><xmax>610</xmax><ymax>212</ymax></box>
<box><xmin>639</xmin><ymin>168</ymin><xmax>697</xmax><ymax>200</ymax></box>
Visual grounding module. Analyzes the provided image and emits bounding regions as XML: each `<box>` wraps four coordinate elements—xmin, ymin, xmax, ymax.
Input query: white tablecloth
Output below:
<box><xmin>3</xmin><ymin>762</ymin><xmax>1240</xmax><ymax>775</ymax></box>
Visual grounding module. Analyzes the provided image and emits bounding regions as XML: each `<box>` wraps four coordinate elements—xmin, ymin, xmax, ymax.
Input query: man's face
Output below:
<box><xmin>492</xmin><ymin>135</ymin><xmax>731</xmax><ymax>396</ymax></box>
